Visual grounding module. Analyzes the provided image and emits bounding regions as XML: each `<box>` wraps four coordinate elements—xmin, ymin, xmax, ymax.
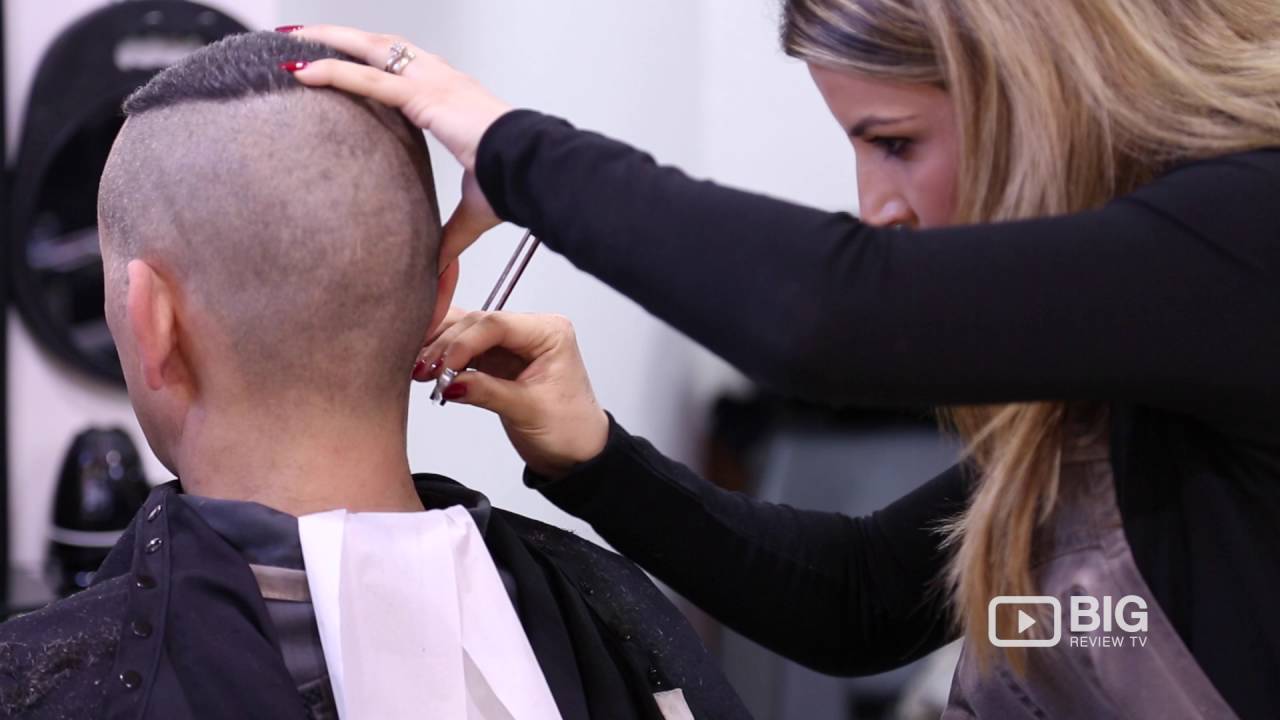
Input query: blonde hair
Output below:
<box><xmin>783</xmin><ymin>0</ymin><xmax>1280</xmax><ymax>670</ymax></box>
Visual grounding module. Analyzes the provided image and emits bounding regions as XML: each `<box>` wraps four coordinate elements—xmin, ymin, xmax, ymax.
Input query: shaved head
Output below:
<box><xmin>99</xmin><ymin>31</ymin><xmax>439</xmax><ymax>403</ymax></box>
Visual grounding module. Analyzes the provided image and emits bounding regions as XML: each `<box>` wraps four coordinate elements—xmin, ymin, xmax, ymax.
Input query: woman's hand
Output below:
<box><xmin>285</xmin><ymin>25</ymin><xmax>511</xmax><ymax>266</ymax></box>
<box><xmin>413</xmin><ymin>309</ymin><xmax>609</xmax><ymax>479</ymax></box>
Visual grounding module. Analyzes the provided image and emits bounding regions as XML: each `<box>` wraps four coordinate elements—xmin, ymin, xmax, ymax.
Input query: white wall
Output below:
<box><xmin>5</xmin><ymin>0</ymin><xmax>857</xmax><ymax>570</ymax></box>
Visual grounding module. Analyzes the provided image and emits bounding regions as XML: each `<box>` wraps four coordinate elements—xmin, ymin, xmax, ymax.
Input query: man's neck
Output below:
<box><xmin>175</xmin><ymin>401</ymin><xmax>424</xmax><ymax>516</ymax></box>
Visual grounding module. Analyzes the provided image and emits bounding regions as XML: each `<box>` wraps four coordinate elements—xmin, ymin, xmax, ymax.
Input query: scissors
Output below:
<box><xmin>431</xmin><ymin>229</ymin><xmax>541</xmax><ymax>405</ymax></box>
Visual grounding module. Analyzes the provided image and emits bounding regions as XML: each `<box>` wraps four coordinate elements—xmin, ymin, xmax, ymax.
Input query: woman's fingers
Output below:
<box><xmin>413</xmin><ymin>310</ymin><xmax>486</xmax><ymax>380</ymax></box>
<box><xmin>427</xmin><ymin>306</ymin><xmax>473</xmax><ymax>345</ymax></box>
<box><xmin>289</xmin><ymin>25</ymin><xmax>414</xmax><ymax>69</ymax></box>
<box><xmin>433</xmin><ymin>370</ymin><xmax>534</xmax><ymax>424</ymax></box>
<box><xmin>425</xmin><ymin>312</ymin><xmax>563</xmax><ymax>376</ymax></box>
<box><xmin>287</xmin><ymin>24</ymin><xmax>372</xmax><ymax>58</ymax></box>
<box><xmin>289</xmin><ymin>58</ymin><xmax>417</xmax><ymax>110</ymax></box>
<box><xmin>283</xmin><ymin>24</ymin><xmax>512</xmax><ymax>177</ymax></box>
<box><xmin>411</xmin><ymin>309</ymin><xmax>607</xmax><ymax>476</ymax></box>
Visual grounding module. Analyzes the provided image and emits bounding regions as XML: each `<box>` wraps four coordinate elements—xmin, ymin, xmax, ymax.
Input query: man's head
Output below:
<box><xmin>99</xmin><ymin>31</ymin><xmax>457</xmax><ymax>472</ymax></box>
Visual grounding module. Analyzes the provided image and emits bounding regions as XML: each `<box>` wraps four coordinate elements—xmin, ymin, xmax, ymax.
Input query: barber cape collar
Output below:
<box><xmin>298</xmin><ymin>505</ymin><xmax>562</xmax><ymax>719</ymax></box>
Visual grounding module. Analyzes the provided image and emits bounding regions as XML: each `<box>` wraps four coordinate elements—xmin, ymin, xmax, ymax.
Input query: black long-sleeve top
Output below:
<box><xmin>476</xmin><ymin>109</ymin><xmax>1280</xmax><ymax>719</ymax></box>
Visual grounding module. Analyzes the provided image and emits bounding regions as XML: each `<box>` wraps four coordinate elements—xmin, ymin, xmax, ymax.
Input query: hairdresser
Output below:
<box><xmin>282</xmin><ymin>2</ymin><xmax>1280</xmax><ymax>716</ymax></box>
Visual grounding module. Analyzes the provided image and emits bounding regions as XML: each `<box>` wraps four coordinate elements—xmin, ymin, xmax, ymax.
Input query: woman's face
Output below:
<box><xmin>809</xmin><ymin>64</ymin><xmax>959</xmax><ymax>228</ymax></box>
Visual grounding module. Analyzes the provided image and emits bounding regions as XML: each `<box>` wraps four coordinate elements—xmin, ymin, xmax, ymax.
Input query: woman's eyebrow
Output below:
<box><xmin>848</xmin><ymin>114</ymin><xmax>918</xmax><ymax>138</ymax></box>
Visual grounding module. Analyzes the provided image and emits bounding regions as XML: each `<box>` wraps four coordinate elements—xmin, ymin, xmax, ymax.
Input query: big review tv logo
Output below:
<box><xmin>988</xmin><ymin>595</ymin><xmax>1149</xmax><ymax>648</ymax></box>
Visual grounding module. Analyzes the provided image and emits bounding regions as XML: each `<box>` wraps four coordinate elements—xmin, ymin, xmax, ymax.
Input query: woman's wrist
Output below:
<box><xmin>523</xmin><ymin>407</ymin><xmax>611</xmax><ymax>481</ymax></box>
<box><xmin>524</xmin><ymin>410</ymin><xmax>619</xmax><ymax>486</ymax></box>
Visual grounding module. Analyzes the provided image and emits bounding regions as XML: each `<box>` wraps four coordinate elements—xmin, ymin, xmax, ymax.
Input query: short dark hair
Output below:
<box><xmin>99</xmin><ymin>31</ymin><xmax>440</xmax><ymax>401</ymax></box>
<box><xmin>124</xmin><ymin>31</ymin><xmax>349</xmax><ymax>115</ymax></box>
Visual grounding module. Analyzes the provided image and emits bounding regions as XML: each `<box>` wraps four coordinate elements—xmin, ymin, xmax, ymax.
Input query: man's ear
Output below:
<box><xmin>125</xmin><ymin>259</ymin><xmax>181</xmax><ymax>391</ymax></box>
<box><xmin>426</xmin><ymin>259</ymin><xmax>460</xmax><ymax>335</ymax></box>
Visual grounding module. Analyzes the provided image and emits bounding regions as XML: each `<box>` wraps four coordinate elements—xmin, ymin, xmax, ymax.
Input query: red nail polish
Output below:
<box><xmin>427</xmin><ymin>358</ymin><xmax>442</xmax><ymax>375</ymax></box>
<box><xmin>275</xmin><ymin>25</ymin><xmax>304</xmax><ymax>33</ymax></box>
<box><xmin>280</xmin><ymin>60</ymin><xmax>308</xmax><ymax>73</ymax></box>
<box><xmin>412</xmin><ymin>360</ymin><xmax>426</xmax><ymax>378</ymax></box>
<box><xmin>442</xmin><ymin>383</ymin><xmax>468</xmax><ymax>400</ymax></box>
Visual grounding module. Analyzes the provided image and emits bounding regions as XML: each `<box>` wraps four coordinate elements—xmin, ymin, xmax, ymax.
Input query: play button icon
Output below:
<box><xmin>988</xmin><ymin>596</ymin><xmax>1062</xmax><ymax>647</ymax></box>
<box><xmin>1017</xmin><ymin>609</ymin><xmax>1037</xmax><ymax>634</ymax></box>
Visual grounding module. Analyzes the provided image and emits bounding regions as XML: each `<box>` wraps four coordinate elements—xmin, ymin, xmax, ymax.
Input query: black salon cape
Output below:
<box><xmin>0</xmin><ymin>476</ymin><xmax>750</xmax><ymax>719</ymax></box>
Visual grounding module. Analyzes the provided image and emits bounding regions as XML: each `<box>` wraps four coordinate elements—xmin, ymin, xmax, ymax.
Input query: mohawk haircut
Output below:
<box><xmin>99</xmin><ymin>31</ymin><xmax>441</xmax><ymax>400</ymax></box>
<box><xmin>123</xmin><ymin>31</ymin><xmax>347</xmax><ymax>113</ymax></box>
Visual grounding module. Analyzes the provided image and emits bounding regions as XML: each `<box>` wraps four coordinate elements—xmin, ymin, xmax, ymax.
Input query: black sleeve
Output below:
<box><xmin>477</xmin><ymin>110</ymin><xmax>1280</xmax><ymax>415</ymax></box>
<box><xmin>526</xmin><ymin>414</ymin><xmax>967</xmax><ymax>676</ymax></box>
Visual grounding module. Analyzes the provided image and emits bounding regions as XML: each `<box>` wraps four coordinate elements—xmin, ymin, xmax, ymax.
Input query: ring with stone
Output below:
<box><xmin>383</xmin><ymin>42</ymin><xmax>417</xmax><ymax>75</ymax></box>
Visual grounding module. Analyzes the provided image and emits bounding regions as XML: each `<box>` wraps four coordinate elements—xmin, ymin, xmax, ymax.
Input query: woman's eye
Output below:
<box><xmin>871</xmin><ymin>136</ymin><xmax>911</xmax><ymax>158</ymax></box>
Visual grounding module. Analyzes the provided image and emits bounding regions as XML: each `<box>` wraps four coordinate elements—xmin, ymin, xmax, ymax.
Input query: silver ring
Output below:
<box><xmin>431</xmin><ymin>367</ymin><xmax>459</xmax><ymax>405</ymax></box>
<box><xmin>383</xmin><ymin>42</ymin><xmax>416</xmax><ymax>75</ymax></box>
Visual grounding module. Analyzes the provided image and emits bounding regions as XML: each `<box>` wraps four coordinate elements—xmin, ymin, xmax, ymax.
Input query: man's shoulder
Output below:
<box><xmin>495</xmin><ymin>509</ymin><xmax>677</xmax><ymax>631</ymax></box>
<box><xmin>418</xmin><ymin>472</ymin><xmax>658</xmax><ymax>590</ymax></box>
<box><xmin>495</xmin><ymin>509</ymin><xmax>753</xmax><ymax>720</ymax></box>
<box><xmin>0</xmin><ymin>575</ymin><xmax>130</xmax><ymax>717</ymax></box>
<box><xmin>496</xmin><ymin>509</ymin><xmax>647</xmax><ymax>585</ymax></box>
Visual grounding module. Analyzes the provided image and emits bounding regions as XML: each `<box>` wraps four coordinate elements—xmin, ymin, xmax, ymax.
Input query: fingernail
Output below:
<box><xmin>427</xmin><ymin>358</ymin><xmax>442</xmax><ymax>375</ymax></box>
<box><xmin>412</xmin><ymin>359</ymin><xmax>426</xmax><ymax>378</ymax></box>
<box><xmin>275</xmin><ymin>25</ymin><xmax>303</xmax><ymax>33</ymax></box>
<box><xmin>442</xmin><ymin>383</ymin><xmax>468</xmax><ymax>401</ymax></box>
<box><xmin>280</xmin><ymin>60</ymin><xmax>308</xmax><ymax>73</ymax></box>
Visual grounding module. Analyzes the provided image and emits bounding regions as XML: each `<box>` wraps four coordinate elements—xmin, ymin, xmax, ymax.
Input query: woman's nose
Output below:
<box><xmin>862</xmin><ymin>198</ymin><xmax>915</xmax><ymax>228</ymax></box>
